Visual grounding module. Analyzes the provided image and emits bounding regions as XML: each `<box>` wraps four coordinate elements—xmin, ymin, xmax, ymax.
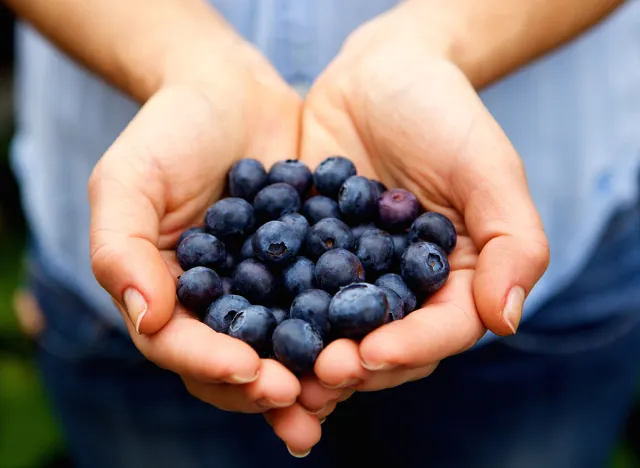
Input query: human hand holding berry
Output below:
<box><xmin>297</xmin><ymin>2</ymin><xmax>550</xmax><ymax>399</ymax></box>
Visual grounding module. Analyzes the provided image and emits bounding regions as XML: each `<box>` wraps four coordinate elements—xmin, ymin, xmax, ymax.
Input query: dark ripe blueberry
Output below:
<box><xmin>314</xmin><ymin>248</ymin><xmax>365</xmax><ymax>294</ymax></box>
<box><xmin>240</xmin><ymin>235</ymin><xmax>254</xmax><ymax>260</ymax></box>
<box><xmin>409</xmin><ymin>212</ymin><xmax>457</xmax><ymax>255</ymax></box>
<box><xmin>252</xmin><ymin>221</ymin><xmax>302</xmax><ymax>266</ymax></box>
<box><xmin>328</xmin><ymin>283</ymin><xmax>389</xmax><ymax>340</ymax></box>
<box><xmin>379</xmin><ymin>286</ymin><xmax>405</xmax><ymax>322</ymax></box>
<box><xmin>279</xmin><ymin>212</ymin><xmax>310</xmax><ymax>241</ymax></box>
<box><xmin>176</xmin><ymin>267</ymin><xmax>223</xmax><ymax>318</ymax></box>
<box><xmin>282</xmin><ymin>256</ymin><xmax>316</xmax><ymax>297</ymax></box>
<box><xmin>228</xmin><ymin>305</ymin><xmax>276</xmax><ymax>356</ymax></box>
<box><xmin>176</xmin><ymin>226</ymin><xmax>205</xmax><ymax>248</ymax></box>
<box><xmin>370</xmin><ymin>179</ymin><xmax>388</xmax><ymax>200</ymax></box>
<box><xmin>290</xmin><ymin>289</ymin><xmax>332</xmax><ymax>338</ymax></box>
<box><xmin>204</xmin><ymin>294</ymin><xmax>251</xmax><ymax>333</ymax></box>
<box><xmin>176</xmin><ymin>232</ymin><xmax>226</xmax><ymax>271</ymax></box>
<box><xmin>375</xmin><ymin>273</ymin><xmax>417</xmax><ymax>315</ymax></box>
<box><xmin>302</xmin><ymin>196</ymin><xmax>341</xmax><ymax>225</ymax></box>
<box><xmin>272</xmin><ymin>319</ymin><xmax>324</xmax><ymax>375</ymax></box>
<box><xmin>221</xmin><ymin>277</ymin><xmax>234</xmax><ymax>296</ymax></box>
<box><xmin>313</xmin><ymin>156</ymin><xmax>357</xmax><ymax>199</ymax></box>
<box><xmin>268</xmin><ymin>159</ymin><xmax>313</xmax><ymax>197</ymax></box>
<box><xmin>228</xmin><ymin>158</ymin><xmax>268</xmax><ymax>201</ymax></box>
<box><xmin>355</xmin><ymin>228</ymin><xmax>394</xmax><ymax>276</ymax></box>
<box><xmin>351</xmin><ymin>223</ymin><xmax>376</xmax><ymax>242</ymax></box>
<box><xmin>253</xmin><ymin>183</ymin><xmax>301</xmax><ymax>222</ymax></box>
<box><xmin>378</xmin><ymin>189</ymin><xmax>421</xmax><ymax>232</ymax></box>
<box><xmin>338</xmin><ymin>175</ymin><xmax>377</xmax><ymax>224</ymax></box>
<box><xmin>305</xmin><ymin>218</ymin><xmax>354</xmax><ymax>260</ymax></box>
<box><xmin>271</xmin><ymin>307</ymin><xmax>289</xmax><ymax>326</ymax></box>
<box><xmin>205</xmin><ymin>198</ymin><xmax>256</xmax><ymax>240</ymax></box>
<box><xmin>232</xmin><ymin>259</ymin><xmax>277</xmax><ymax>304</ymax></box>
<box><xmin>391</xmin><ymin>234</ymin><xmax>410</xmax><ymax>266</ymax></box>
<box><xmin>401</xmin><ymin>242</ymin><xmax>450</xmax><ymax>296</ymax></box>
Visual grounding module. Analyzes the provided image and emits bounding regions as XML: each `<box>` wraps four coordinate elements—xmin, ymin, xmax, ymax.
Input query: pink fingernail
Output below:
<box><xmin>287</xmin><ymin>446</ymin><xmax>311</xmax><ymax>458</ymax></box>
<box><xmin>361</xmin><ymin>360</ymin><xmax>394</xmax><ymax>371</ymax></box>
<box><xmin>503</xmin><ymin>286</ymin><xmax>525</xmax><ymax>334</ymax></box>
<box><xmin>320</xmin><ymin>378</ymin><xmax>360</xmax><ymax>390</ymax></box>
<box><xmin>123</xmin><ymin>288</ymin><xmax>147</xmax><ymax>335</ymax></box>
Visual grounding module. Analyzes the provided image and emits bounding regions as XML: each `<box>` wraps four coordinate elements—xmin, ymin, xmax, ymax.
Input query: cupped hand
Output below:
<box><xmin>297</xmin><ymin>4</ymin><xmax>550</xmax><ymax>400</ymax></box>
<box><xmin>87</xmin><ymin>38</ymin><xmax>321</xmax><ymax>453</ymax></box>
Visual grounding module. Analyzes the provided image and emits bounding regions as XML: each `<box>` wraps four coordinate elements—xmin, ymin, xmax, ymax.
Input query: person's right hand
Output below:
<box><xmin>88</xmin><ymin>35</ymin><xmax>323</xmax><ymax>454</ymax></box>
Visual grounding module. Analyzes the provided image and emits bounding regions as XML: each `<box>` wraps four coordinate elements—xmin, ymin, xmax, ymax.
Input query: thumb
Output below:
<box><xmin>88</xmin><ymin>150</ymin><xmax>175</xmax><ymax>336</ymax></box>
<box><xmin>457</xmin><ymin>117</ymin><xmax>550</xmax><ymax>336</ymax></box>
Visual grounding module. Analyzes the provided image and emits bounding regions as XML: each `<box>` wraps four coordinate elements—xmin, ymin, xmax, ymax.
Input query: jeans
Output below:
<box><xmin>29</xmin><ymin>203</ymin><xmax>640</xmax><ymax>468</ymax></box>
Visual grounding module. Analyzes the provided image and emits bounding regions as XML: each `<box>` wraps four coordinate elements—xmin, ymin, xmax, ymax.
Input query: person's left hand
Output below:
<box><xmin>291</xmin><ymin>2</ymin><xmax>550</xmax><ymax>431</ymax></box>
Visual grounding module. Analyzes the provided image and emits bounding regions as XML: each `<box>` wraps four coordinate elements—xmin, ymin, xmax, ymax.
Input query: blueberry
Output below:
<box><xmin>176</xmin><ymin>267</ymin><xmax>223</xmax><ymax>318</ymax></box>
<box><xmin>221</xmin><ymin>277</ymin><xmax>234</xmax><ymax>295</ymax></box>
<box><xmin>409</xmin><ymin>212</ymin><xmax>457</xmax><ymax>255</ymax></box>
<box><xmin>228</xmin><ymin>158</ymin><xmax>268</xmax><ymax>201</ymax></box>
<box><xmin>176</xmin><ymin>232</ymin><xmax>226</xmax><ymax>271</ymax></box>
<box><xmin>290</xmin><ymin>289</ymin><xmax>332</xmax><ymax>338</ymax></box>
<box><xmin>232</xmin><ymin>259</ymin><xmax>277</xmax><ymax>303</ymax></box>
<box><xmin>328</xmin><ymin>283</ymin><xmax>389</xmax><ymax>340</ymax></box>
<box><xmin>271</xmin><ymin>307</ymin><xmax>289</xmax><ymax>326</ymax></box>
<box><xmin>219</xmin><ymin>251</ymin><xmax>237</xmax><ymax>276</ymax></box>
<box><xmin>272</xmin><ymin>319</ymin><xmax>324</xmax><ymax>375</ymax></box>
<box><xmin>279</xmin><ymin>212</ymin><xmax>310</xmax><ymax>241</ymax></box>
<box><xmin>313</xmin><ymin>156</ymin><xmax>357</xmax><ymax>199</ymax></box>
<box><xmin>370</xmin><ymin>179</ymin><xmax>388</xmax><ymax>200</ymax></box>
<box><xmin>228</xmin><ymin>305</ymin><xmax>276</xmax><ymax>356</ymax></box>
<box><xmin>302</xmin><ymin>196</ymin><xmax>341</xmax><ymax>225</ymax></box>
<box><xmin>176</xmin><ymin>226</ymin><xmax>205</xmax><ymax>248</ymax></box>
<box><xmin>204</xmin><ymin>294</ymin><xmax>251</xmax><ymax>333</ymax></box>
<box><xmin>305</xmin><ymin>218</ymin><xmax>354</xmax><ymax>260</ymax></box>
<box><xmin>268</xmin><ymin>159</ymin><xmax>313</xmax><ymax>197</ymax></box>
<box><xmin>351</xmin><ymin>223</ymin><xmax>377</xmax><ymax>242</ymax></box>
<box><xmin>240</xmin><ymin>235</ymin><xmax>254</xmax><ymax>259</ymax></box>
<box><xmin>391</xmin><ymin>234</ymin><xmax>409</xmax><ymax>266</ymax></box>
<box><xmin>252</xmin><ymin>221</ymin><xmax>302</xmax><ymax>266</ymax></box>
<box><xmin>314</xmin><ymin>248</ymin><xmax>365</xmax><ymax>294</ymax></box>
<box><xmin>379</xmin><ymin>286</ymin><xmax>405</xmax><ymax>322</ymax></box>
<box><xmin>401</xmin><ymin>242</ymin><xmax>450</xmax><ymax>295</ymax></box>
<box><xmin>253</xmin><ymin>183</ymin><xmax>301</xmax><ymax>222</ymax></box>
<box><xmin>282</xmin><ymin>256</ymin><xmax>316</xmax><ymax>297</ymax></box>
<box><xmin>205</xmin><ymin>198</ymin><xmax>256</xmax><ymax>240</ymax></box>
<box><xmin>375</xmin><ymin>273</ymin><xmax>417</xmax><ymax>315</ymax></box>
<box><xmin>355</xmin><ymin>228</ymin><xmax>394</xmax><ymax>276</ymax></box>
<box><xmin>378</xmin><ymin>189</ymin><xmax>421</xmax><ymax>232</ymax></box>
<box><xmin>338</xmin><ymin>175</ymin><xmax>377</xmax><ymax>224</ymax></box>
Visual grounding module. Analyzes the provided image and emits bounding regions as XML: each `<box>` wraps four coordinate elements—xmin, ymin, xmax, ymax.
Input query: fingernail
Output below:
<box><xmin>320</xmin><ymin>378</ymin><xmax>360</xmax><ymax>390</ymax></box>
<box><xmin>287</xmin><ymin>446</ymin><xmax>311</xmax><ymax>458</ymax></box>
<box><xmin>257</xmin><ymin>398</ymin><xmax>295</xmax><ymax>409</ymax></box>
<box><xmin>361</xmin><ymin>360</ymin><xmax>394</xmax><ymax>372</ymax></box>
<box><xmin>319</xmin><ymin>417</ymin><xmax>326</xmax><ymax>425</ymax></box>
<box><xmin>228</xmin><ymin>371</ymin><xmax>260</xmax><ymax>384</ymax></box>
<box><xmin>503</xmin><ymin>286</ymin><xmax>525</xmax><ymax>334</ymax></box>
<box><xmin>123</xmin><ymin>288</ymin><xmax>147</xmax><ymax>335</ymax></box>
<box><xmin>305</xmin><ymin>403</ymin><xmax>327</xmax><ymax>415</ymax></box>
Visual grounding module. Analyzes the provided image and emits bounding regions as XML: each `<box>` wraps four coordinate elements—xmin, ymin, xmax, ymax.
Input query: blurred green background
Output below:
<box><xmin>0</xmin><ymin>6</ymin><xmax>639</xmax><ymax>468</ymax></box>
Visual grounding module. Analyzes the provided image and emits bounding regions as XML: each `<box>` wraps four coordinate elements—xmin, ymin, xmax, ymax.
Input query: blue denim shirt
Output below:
<box><xmin>10</xmin><ymin>1</ymin><xmax>640</xmax><ymax>339</ymax></box>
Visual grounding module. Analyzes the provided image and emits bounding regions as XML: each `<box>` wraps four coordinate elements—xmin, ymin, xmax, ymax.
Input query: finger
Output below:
<box><xmin>316</xmin><ymin>400</ymin><xmax>338</xmax><ymax>420</ymax></box>
<box><xmin>314</xmin><ymin>339</ymin><xmax>372</xmax><ymax>389</ymax></box>
<box><xmin>453</xmin><ymin>109</ymin><xmax>550</xmax><ymax>335</ymax></box>
<box><xmin>183</xmin><ymin>359</ymin><xmax>300</xmax><ymax>413</ymax></box>
<box><xmin>352</xmin><ymin>363</ymin><xmax>438</xmax><ymax>392</ymax></box>
<box><xmin>116</xmin><ymin>302</ymin><xmax>261</xmax><ymax>384</ymax></box>
<box><xmin>297</xmin><ymin>376</ymin><xmax>344</xmax><ymax>414</ymax></box>
<box><xmin>89</xmin><ymin>142</ymin><xmax>176</xmax><ymax>336</ymax></box>
<box><xmin>359</xmin><ymin>270</ymin><xmax>485</xmax><ymax>370</ymax></box>
<box><xmin>264</xmin><ymin>403</ymin><xmax>322</xmax><ymax>457</ymax></box>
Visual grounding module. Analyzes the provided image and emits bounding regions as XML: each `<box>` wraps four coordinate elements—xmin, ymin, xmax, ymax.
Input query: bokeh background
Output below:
<box><xmin>0</xmin><ymin>6</ymin><xmax>639</xmax><ymax>468</ymax></box>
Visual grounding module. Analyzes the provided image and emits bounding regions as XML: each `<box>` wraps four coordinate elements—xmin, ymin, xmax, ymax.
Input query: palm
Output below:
<box><xmin>299</xmin><ymin>53</ymin><xmax>545</xmax><ymax>390</ymax></box>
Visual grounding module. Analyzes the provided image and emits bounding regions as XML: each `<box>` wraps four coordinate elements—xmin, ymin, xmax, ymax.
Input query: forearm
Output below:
<box><xmin>406</xmin><ymin>0</ymin><xmax>625</xmax><ymax>88</ymax></box>
<box><xmin>4</xmin><ymin>0</ymin><xmax>241</xmax><ymax>101</ymax></box>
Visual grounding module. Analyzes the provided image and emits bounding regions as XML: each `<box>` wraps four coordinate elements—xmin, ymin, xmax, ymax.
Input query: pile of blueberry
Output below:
<box><xmin>175</xmin><ymin>156</ymin><xmax>456</xmax><ymax>375</ymax></box>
